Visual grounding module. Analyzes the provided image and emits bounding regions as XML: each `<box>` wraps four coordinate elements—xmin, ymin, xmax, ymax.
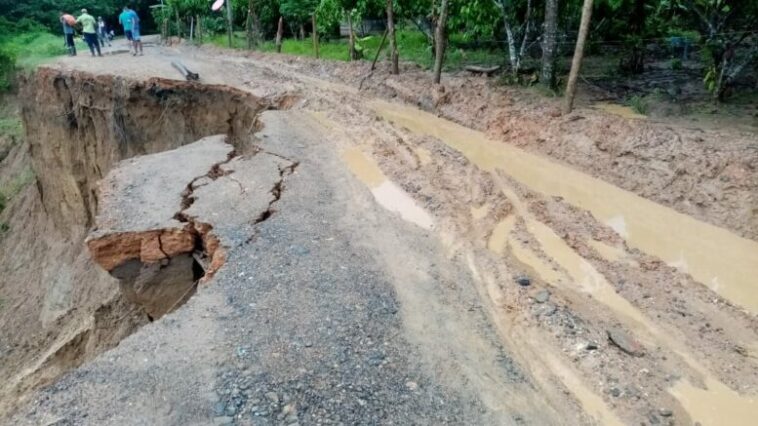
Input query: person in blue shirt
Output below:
<box><xmin>119</xmin><ymin>6</ymin><xmax>142</xmax><ymax>56</ymax></box>
<box><xmin>118</xmin><ymin>6</ymin><xmax>134</xmax><ymax>53</ymax></box>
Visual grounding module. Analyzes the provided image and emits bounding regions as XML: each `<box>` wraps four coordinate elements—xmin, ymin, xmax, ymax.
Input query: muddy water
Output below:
<box><xmin>372</xmin><ymin>100</ymin><xmax>758</xmax><ymax>314</ymax></box>
<box><xmin>341</xmin><ymin>147</ymin><xmax>433</xmax><ymax>230</ymax></box>
<box><xmin>372</xmin><ymin>100</ymin><xmax>758</xmax><ymax>425</ymax></box>
<box><xmin>594</xmin><ymin>102</ymin><xmax>646</xmax><ymax>120</ymax></box>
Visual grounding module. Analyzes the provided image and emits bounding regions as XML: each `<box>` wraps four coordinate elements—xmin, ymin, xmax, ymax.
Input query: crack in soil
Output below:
<box><xmin>174</xmin><ymin>150</ymin><xmax>238</xmax><ymax>221</ymax></box>
<box><xmin>245</xmin><ymin>154</ymin><xmax>299</xmax><ymax>244</ymax></box>
<box><xmin>252</xmin><ymin>159</ymin><xmax>299</xmax><ymax>225</ymax></box>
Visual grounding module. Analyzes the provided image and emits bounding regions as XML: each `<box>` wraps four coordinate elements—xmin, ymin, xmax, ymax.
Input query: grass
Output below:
<box><xmin>0</xmin><ymin>114</ymin><xmax>22</xmax><ymax>140</ymax></box>
<box><xmin>208</xmin><ymin>29</ymin><xmax>505</xmax><ymax>71</ymax></box>
<box><xmin>0</xmin><ymin>31</ymin><xmax>66</xmax><ymax>69</ymax></box>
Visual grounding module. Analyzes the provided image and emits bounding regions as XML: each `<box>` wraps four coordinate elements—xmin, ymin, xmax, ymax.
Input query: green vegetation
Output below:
<box><xmin>209</xmin><ymin>29</ymin><xmax>502</xmax><ymax>70</ymax></box>
<box><xmin>0</xmin><ymin>166</ymin><xmax>35</xmax><ymax>235</ymax></box>
<box><xmin>625</xmin><ymin>95</ymin><xmax>648</xmax><ymax>115</ymax></box>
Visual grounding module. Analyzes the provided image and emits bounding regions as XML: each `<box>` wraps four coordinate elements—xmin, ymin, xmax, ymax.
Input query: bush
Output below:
<box><xmin>0</xmin><ymin>48</ymin><xmax>16</xmax><ymax>92</ymax></box>
<box><xmin>670</xmin><ymin>58</ymin><xmax>683</xmax><ymax>70</ymax></box>
<box><xmin>626</xmin><ymin>95</ymin><xmax>648</xmax><ymax>115</ymax></box>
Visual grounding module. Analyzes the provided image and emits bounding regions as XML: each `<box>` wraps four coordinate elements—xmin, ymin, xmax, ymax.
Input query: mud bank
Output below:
<box><xmin>0</xmin><ymin>69</ymin><xmax>271</xmax><ymax>414</ymax></box>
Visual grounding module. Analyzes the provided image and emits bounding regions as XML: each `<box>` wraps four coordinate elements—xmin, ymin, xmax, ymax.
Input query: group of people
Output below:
<box><xmin>60</xmin><ymin>6</ymin><xmax>143</xmax><ymax>58</ymax></box>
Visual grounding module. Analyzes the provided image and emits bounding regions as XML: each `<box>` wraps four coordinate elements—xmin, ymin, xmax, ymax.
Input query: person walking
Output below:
<box><xmin>77</xmin><ymin>9</ymin><xmax>102</xmax><ymax>57</ymax></box>
<box><xmin>119</xmin><ymin>6</ymin><xmax>142</xmax><ymax>55</ymax></box>
<box><xmin>60</xmin><ymin>12</ymin><xmax>77</xmax><ymax>56</ymax></box>
<box><xmin>118</xmin><ymin>6</ymin><xmax>135</xmax><ymax>54</ymax></box>
<box><xmin>124</xmin><ymin>6</ymin><xmax>143</xmax><ymax>56</ymax></box>
<box><xmin>97</xmin><ymin>17</ymin><xmax>111</xmax><ymax>47</ymax></box>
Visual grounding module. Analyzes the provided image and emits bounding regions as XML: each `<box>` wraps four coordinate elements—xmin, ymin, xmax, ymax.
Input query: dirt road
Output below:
<box><xmin>1</xmin><ymin>38</ymin><xmax>756</xmax><ymax>425</ymax></box>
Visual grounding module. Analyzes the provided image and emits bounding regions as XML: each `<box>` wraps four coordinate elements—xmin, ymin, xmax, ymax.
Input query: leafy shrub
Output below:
<box><xmin>626</xmin><ymin>95</ymin><xmax>648</xmax><ymax>115</ymax></box>
<box><xmin>0</xmin><ymin>48</ymin><xmax>16</xmax><ymax>92</ymax></box>
<box><xmin>670</xmin><ymin>58</ymin><xmax>683</xmax><ymax>70</ymax></box>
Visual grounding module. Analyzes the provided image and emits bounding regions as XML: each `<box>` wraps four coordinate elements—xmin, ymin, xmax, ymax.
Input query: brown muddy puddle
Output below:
<box><xmin>341</xmin><ymin>147</ymin><xmax>433</xmax><ymax>230</ymax></box>
<box><xmin>372</xmin><ymin>100</ymin><xmax>758</xmax><ymax>313</ymax></box>
<box><xmin>372</xmin><ymin>100</ymin><xmax>758</xmax><ymax>425</ymax></box>
<box><xmin>594</xmin><ymin>102</ymin><xmax>647</xmax><ymax>120</ymax></box>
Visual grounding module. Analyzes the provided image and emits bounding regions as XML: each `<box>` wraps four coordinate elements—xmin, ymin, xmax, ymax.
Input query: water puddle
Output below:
<box><xmin>487</xmin><ymin>215</ymin><xmax>516</xmax><ymax>254</ymax></box>
<box><xmin>541</xmin><ymin>351</ymin><xmax>625</xmax><ymax>426</ymax></box>
<box><xmin>372</xmin><ymin>100</ymin><xmax>758</xmax><ymax>424</ymax></box>
<box><xmin>372</xmin><ymin>100</ymin><xmax>758</xmax><ymax>314</ymax></box>
<box><xmin>670</xmin><ymin>378</ymin><xmax>756</xmax><ymax>426</ymax></box>
<box><xmin>341</xmin><ymin>147</ymin><xmax>433</xmax><ymax>230</ymax></box>
<box><xmin>509</xmin><ymin>238</ymin><xmax>565</xmax><ymax>284</ymax></box>
<box><xmin>594</xmin><ymin>102</ymin><xmax>647</xmax><ymax>120</ymax></box>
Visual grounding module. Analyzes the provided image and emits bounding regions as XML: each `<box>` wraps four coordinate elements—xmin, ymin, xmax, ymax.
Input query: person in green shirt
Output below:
<box><xmin>76</xmin><ymin>9</ymin><xmax>102</xmax><ymax>57</ymax></box>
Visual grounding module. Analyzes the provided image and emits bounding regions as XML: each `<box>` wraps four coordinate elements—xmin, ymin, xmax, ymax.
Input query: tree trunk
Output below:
<box><xmin>495</xmin><ymin>1</ymin><xmax>518</xmax><ymax>73</ymax></box>
<box><xmin>347</xmin><ymin>12</ymin><xmax>356</xmax><ymax>60</ymax></box>
<box><xmin>563</xmin><ymin>0</ymin><xmax>593</xmax><ymax>114</ymax></box>
<box><xmin>190</xmin><ymin>16</ymin><xmax>194</xmax><ymax>43</ymax></box>
<box><xmin>516</xmin><ymin>0</ymin><xmax>532</xmax><ymax>72</ymax></box>
<box><xmin>432</xmin><ymin>0</ymin><xmax>449</xmax><ymax>84</ymax></box>
<box><xmin>226</xmin><ymin>1</ymin><xmax>234</xmax><ymax>48</ymax></box>
<box><xmin>541</xmin><ymin>0</ymin><xmax>558</xmax><ymax>88</ymax></box>
<box><xmin>275</xmin><ymin>17</ymin><xmax>284</xmax><ymax>53</ymax></box>
<box><xmin>300</xmin><ymin>24</ymin><xmax>305</xmax><ymax>40</ymax></box>
<box><xmin>621</xmin><ymin>0</ymin><xmax>645</xmax><ymax>74</ymax></box>
<box><xmin>196</xmin><ymin>15</ymin><xmax>202</xmax><ymax>42</ymax></box>
<box><xmin>387</xmin><ymin>0</ymin><xmax>399</xmax><ymax>74</ymax></box>
<box><xmin>246</xmin><ymin>0</ymin><xmax>255</xmax><ymax>49</ymax></box>
<box><xmin>175</xmin><ymin>9</ymin><xmax>183</xmax><ymax>39</ymax></box>
<box><xmin>312</xmin><ymin>14</ymin><xmax>319</xmax><ymax>59</ymax></box>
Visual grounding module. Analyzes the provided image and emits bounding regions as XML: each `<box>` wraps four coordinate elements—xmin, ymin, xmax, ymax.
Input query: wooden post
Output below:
<box><xmin>563</xmin><ymin>0</ymin><xmax>593</xmax><ymax>114</ymax></box>
<box><xmin>175</xmin><ymin>8</ymin><xmax>182</xmax><ymax>38</ymax></box>
<box><xmin>370</xmin><ymin>29</ymin><xmax>388</xmax><ymax>71</ymax></box>
<box><xmin>347</xmin><ymin>12</ymin><xmax>355</xmax><ymax>61</ymax></box>
<box><xmin>275</xmin><ymin>17</ymin><xmax>284</xmax><ymax>53</ymax></box>
<box><xmin>226</xmin><ymin>0</ymin><xmax>234</xmax><ymax>48</ymax></box>
<box><xmin>196</xmin><ymin>15</ymin><xmax>202</xmax><ymax>42</ymax></box>
<box><xmin>312</xmin><ymin>14</ymin><xmax>319</xmax><ymax>58</ymax></box>
<box><xmin>386</xmin><ymin>0</ymin><xmax>399</xmax><ymax>74</ymax></box>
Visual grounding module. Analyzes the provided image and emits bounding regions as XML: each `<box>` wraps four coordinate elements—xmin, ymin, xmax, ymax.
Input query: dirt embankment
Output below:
<box><xmin>0</xmin><ymin>69</ymin><xmax>270</xmax><ymax>414</ymax></box>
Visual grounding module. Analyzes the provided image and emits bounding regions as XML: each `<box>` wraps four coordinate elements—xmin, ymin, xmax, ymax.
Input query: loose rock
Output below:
<box><xmin>516</xmin><ymin>275</ymin><xmax>531</xmax><ymax>286</ymax></box>
<box><xmin>607</xmin><ymin>328</ymin><xmax>645</xmax><ymax>357</ymax></box>
<box><xmin>534</xmin><ymin>289</ymin><xmax>550</xmax><ymax>303</ymax></box>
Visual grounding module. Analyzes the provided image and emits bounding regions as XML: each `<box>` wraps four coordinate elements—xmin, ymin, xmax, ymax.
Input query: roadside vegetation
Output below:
<box><xmin>0</xmin><ymin>1</ymin><xmax>755</xmax><ymax>113</ymax></box>
<box><xmin>209</xmin><ymin>29</ymin><xmax>502</xmax><ymax>70</ymax></box>
<box><xmin>159</xmin><ymin>0</ymin><xmax>757</xmax><ymax>114</ymax></box>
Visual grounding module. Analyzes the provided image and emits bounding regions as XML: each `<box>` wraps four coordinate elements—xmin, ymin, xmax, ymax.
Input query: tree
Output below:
<box><xmin>564</xmin><ymin>0</ymin><xmax>594</xmax><ymax>113</ymax></box>
<box><xmin>432</xmin><ymin>0</ymin><xmax>449</xmax><ymax>84</ymax></box>
<box><xmin>280</xmin><ymin>0</ymin><xmax>319</xmax><ymax>39</ymax></box>
<box><xmin>683</xmin><ymin>0</ymin><xmax>758</xmax><ymax>101</ymax></box>
<box><xmin>493</xmin><ymin>0</ymin><xmax>534</xmax><ymax>77</ymax></box>
<box><xmin>541</xmin><ymin>0</ymin><xmax>559</xmax><ymax>89</ymax></box>
<box><xmin>247</xmin><ymin>0</ymin><xmax>262</xmax><ymax>49</ymax></box>
<box><xmin>386</xmin><ymin>0</ymin><xmax>399</xmax><ymax>74</ymax></box>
